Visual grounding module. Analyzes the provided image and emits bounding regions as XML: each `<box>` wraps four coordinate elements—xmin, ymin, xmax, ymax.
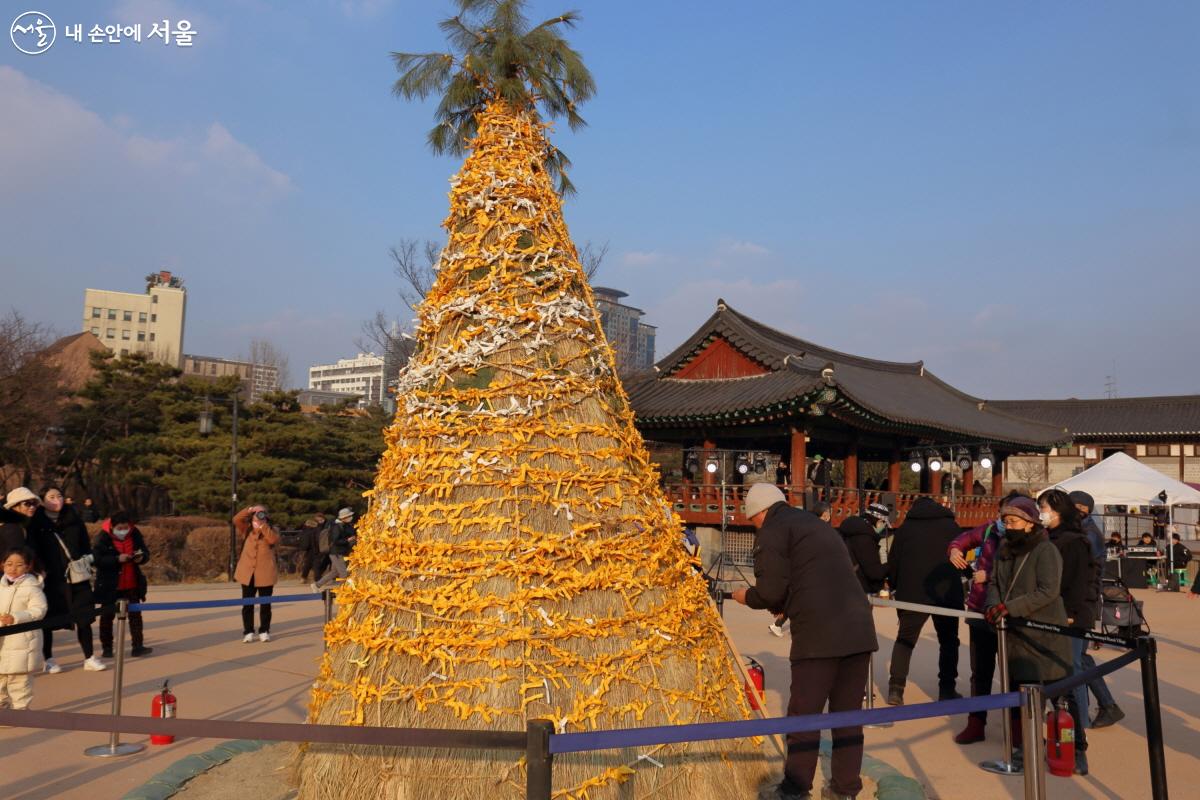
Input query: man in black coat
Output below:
<box><xmin>885</xmin><ymin>496</ymin><xmax>965</xmax><ymax>705</ymax></box>
<box><xmin>732</xmin><ymin>483</ymin><xmax>877</xmax><ymax>800</ymax></box>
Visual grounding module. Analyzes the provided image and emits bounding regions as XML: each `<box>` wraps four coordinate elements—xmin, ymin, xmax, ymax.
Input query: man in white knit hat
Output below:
<box><xmin>731</xmin><ymin>482</ymin><xmax>878</xmax><ymax>800</ymax></box>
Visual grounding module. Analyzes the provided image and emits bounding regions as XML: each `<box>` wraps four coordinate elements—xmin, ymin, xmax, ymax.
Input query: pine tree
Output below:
<box><xmin>295</xmin><ymin>4</ymin><xmax>772</xmax><ymax>798</ymax></box>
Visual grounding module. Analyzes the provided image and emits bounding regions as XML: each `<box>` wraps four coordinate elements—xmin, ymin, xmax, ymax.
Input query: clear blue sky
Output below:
<box><xmin>4</xmin><ymin>1</ymin><xmax>1198</xmax><ymax>399</ymax></box>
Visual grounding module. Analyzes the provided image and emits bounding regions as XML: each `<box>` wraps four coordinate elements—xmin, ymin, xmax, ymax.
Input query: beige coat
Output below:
<box><xmin>232</xmin><ymin>508</ymin><xmax>279</xmax><ymax>587</ymax></box>
<box><xmin>0</xmin><ymin>574</ymin><xmax>47</xmax><ymax>674</ymax></box>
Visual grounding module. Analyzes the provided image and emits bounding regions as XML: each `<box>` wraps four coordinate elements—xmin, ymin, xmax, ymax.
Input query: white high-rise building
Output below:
<box><xmin>308</xmin><ymin>353</ymin><xmax>387</xmax><ymax>407</ymax></box>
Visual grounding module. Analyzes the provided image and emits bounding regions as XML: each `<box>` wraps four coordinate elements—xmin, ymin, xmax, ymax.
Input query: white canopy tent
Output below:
<box><xmin>1048</xmin><ymin>452</ymin><xmax>1200</xmax><ymax>508</ymax></box>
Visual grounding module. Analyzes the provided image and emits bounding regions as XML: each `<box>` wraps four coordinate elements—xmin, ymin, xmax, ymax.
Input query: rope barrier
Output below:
<box><xmin>869</xmin><ymin>596</ymin><xmax>984</xmax><ymax>620</ymax></box>
<box><xmin>0</xmin><ymin>708</ymin><xmax>526</xmax><ymax>750</ymax></box>
<box><xmin>549</xmin><ymin>693</ymin><xmax>1020</xmax><ymax>755</ymax></box>
<box><xmin>129</xmin><ymin>592</ymin><xmax>323</xmax><ymax>612</ymax></box>
<box><xmin>1042</xmin><ymin>649</ymin><xmax>1140</xmax><ymax>699</ymax></box>
<box><xmin>0</xmin><ymin>593</ymin><xmax>325</xmax><ymax>635</ymax></box>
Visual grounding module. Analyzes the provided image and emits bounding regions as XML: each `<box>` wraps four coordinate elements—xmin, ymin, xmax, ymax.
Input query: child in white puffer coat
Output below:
<box><xmin>1</xmin><ymin>546</ymin><xmax>47</xmax><ymax>709</ymax></box>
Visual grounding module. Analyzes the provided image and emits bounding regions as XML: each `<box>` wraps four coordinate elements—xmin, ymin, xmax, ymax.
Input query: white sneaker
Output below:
<box><xmin>44</xmin><ymin>658</ymin><xmax>62</xmax><ymax>674</ymax></box>
<box><xmin>768</xmin><ymin>623</ymin><xmax>785</xmax><ymax>638</ymax></box>
<box><xmin>309</xmin><ymin>582</ymin><xmax>320</xmax><ymax>593</ymax></box>
<box><xmin>243</xmin><ymin>632</ymin><xmax>257</xmax><ymax>643</ymax></box>
<box><xmin>83</xmin><ymin>656</ymin><xmax>108</xmax><ymax>671</ymax></box>
<box><xmin>258</xmin><ymin>631</ymin><xmax>271</xmax><ymax>642</ymax></box>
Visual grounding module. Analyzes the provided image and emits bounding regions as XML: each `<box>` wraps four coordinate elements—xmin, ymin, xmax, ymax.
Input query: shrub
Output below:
<box><xmin>183</xmin><ymin>526</ymin><xmax>235</xmax><ymax>581</ymax></box>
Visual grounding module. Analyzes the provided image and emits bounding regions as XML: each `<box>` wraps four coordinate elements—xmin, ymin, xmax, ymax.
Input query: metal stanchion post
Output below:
<box><xmin>1021</xmin><ymin>684</ymin><xmax>1046</xmax><ymax>800</ymax></box>
<box><xmin>865</xmin><ymin>650</ymin><xmax>892</xmax><ymax>728</ymax></box>
<box><xmin>323</xmin><ymin>589</ymin><xmax>333</xmax><ymax>624</ymax></box>
<box><xmin>980</xmin><ymin>617</ymin><xmax>1019</xmax><ymax>775</ymax></box>
<box><xmin>1139</xmin><ymin>638</ymin><xmax>1169</xmax><ymax>800</ymax></box>
<box><xmin>85</xmin><ymin>599</ymin><xmax>145</xmax><ymax>758</ymax></box>
<box><xmin>525</xmin><ymin>719</ymin><xmax>554</xmax><ymax>800</ymax></box>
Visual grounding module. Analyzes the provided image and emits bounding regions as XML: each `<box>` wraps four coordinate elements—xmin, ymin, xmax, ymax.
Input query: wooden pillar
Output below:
<box><xmin>930</xmin><ymin>468</ymin><xmax>943</xmax><ymax>496</ymax></box>
<box><xmin>991</xmin><ymin>455</ymin><xmax>1005</xmax><ymax>496</ymax></box>
<box><xmin>888</xmin><ymin>448</ymin><xmax>902</xmax><ymax>493</ymax></box>
<box><xmin>844</xmin><ymin>444</ymin><xmax>859</xmax><ymax>489</ymax></box>
<box><xmin>962</xmin><ymin>465</ymin><xmax>974</xmax><ymax>496</ymax></box>
<box><xmin>790</xmin><ymin>426</ymin><xmax>807</xmax><ymax>505</ymax></box>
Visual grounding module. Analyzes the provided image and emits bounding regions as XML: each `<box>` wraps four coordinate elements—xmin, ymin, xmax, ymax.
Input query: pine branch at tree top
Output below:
<box><xmin>391</xmin><ymin>0</ymin><xmax>595</xmax><ymax>195</ymax></box>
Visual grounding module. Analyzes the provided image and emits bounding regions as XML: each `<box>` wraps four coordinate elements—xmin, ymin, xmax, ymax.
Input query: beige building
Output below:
<box><xmin>593</xmin><ymin>287</ymin><xmax>656</xmax><ymax>374</ymax></box>
<box><xmin>182</xmin><ymin>355</ymin><xmax>281</xmax><ymax>403</ymax></box>
<box><xmin>82</xmin><ymin>271</ymin><xmax>186</xmax><ymax>367</ymax></box>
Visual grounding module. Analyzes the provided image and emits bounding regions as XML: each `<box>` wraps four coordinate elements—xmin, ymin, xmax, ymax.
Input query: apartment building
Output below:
<box><xmin>82</xmin><ymin>271</ymin><xmax>186</xmax><ymax>367</ymax></box>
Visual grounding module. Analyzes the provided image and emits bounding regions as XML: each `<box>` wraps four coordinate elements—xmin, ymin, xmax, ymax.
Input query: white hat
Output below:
<box><xmin>4</xmin><ymin>487</ymin><xmax>39</xmax><ymax>510</ymax></box>
<box><xmin>337</xmin><ymin>507</ymin><xmax>354</xmax><ymax>521</ymax></box>
<box><xmin>744</xmin><ymin>482</ymin><xmax>786</xmax><ymax>519</ymax></box>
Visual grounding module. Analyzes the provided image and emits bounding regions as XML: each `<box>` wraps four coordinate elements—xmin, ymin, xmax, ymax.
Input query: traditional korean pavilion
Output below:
<box><xmin>627</xmin><ymin>300</ymin><xmax>1067</xmax><ymax>528</ymax></box>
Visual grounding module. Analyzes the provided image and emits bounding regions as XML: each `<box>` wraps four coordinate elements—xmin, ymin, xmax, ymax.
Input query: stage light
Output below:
<box><xmin>956</xmin><ymin>450</ymin><xmax>973</xmax><ymax>472</ymax></box>
<box><xmin>979</xmin><ymin>447</ymin><xmax>994</xmax><ymax>470</ymax></box>
<box><xmin>928</xmin><ymin>451</ymin><xmax>944</xmax><ymax>472</ymax></box>
<box><xmin>685</xmin><ymin>451</ymin><xmax>699</xmax><ymax>475</ymax></box>
<box><xmin>908</xmin><ymin>451</ymin><xmax>923</xmax><ymax>473</ymax></box>
<box><xmin>753</xmin><ymin>454</ymin><xmax>767</xmax><ymax>474</ymax></box>
<box><xmin>705</xmin><ymin>457</ymin><xmax>720</xmax><ymax>474</ymax></box>
<box><xmin>736</xmin><ymin>454</ymin><xmax>750</xmax><ymax>475</ymax></box>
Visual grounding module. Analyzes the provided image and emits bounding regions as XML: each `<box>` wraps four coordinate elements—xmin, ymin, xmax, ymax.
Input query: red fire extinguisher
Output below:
<box><xmin>1046</xmin><ymin>698</ymin><xmax>1075</xmax><ymax>777</ymax></box>
<box><xmin>744</xmin><ymin>658</ymin><xmax>765</xmax><ymax>711</ymax></box>
<box><xmin>151</xmin><ymin>679</ymin><xmax>177</xmax><ymax>745</ymax></box>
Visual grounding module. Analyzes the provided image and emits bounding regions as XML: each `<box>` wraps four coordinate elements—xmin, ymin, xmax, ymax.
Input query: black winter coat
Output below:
<box><xmin>887</xmin><ymin>497</ymin><xmax>965</xmax><ymax>608</ymax></box>
<box><xmin>839</xmin><ymin>516</ymin><xmax>888</xmax><ymax>593</ymax></box>
<box><xmin>0</xmin><ymin>507</ymin><xmax>30</xmax><ymax>556</ymax></box>
<box><xmin>1048</xmin><ymin>524</ymin><xmax>1098</xmax><ymax>630</ymax></box>
<box><xmin>93</xmin><ymin>526</ymin><xmax>150</xmax><ymax>605</ymax></box>
<box><xmin>30</xmin><ymin>505</ymin><xmax>95</xmax><ymax>620</ymax></box>
<box><xmin>329</xmin><ymin>521</ymin><xmax>356</xmax><ymax>556</ymax></box>
<box><xmin>745</xmin><ymin>502</ymin><xmax>878</xmax><ymax>660</ymax></box>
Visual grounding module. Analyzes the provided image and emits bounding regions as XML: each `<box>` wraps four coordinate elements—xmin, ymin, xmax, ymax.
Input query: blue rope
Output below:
<box><xmin>549</xmin><ymin>692</ymin><xmax>1020</xmax><ymax>755</ymax></box>
<box><xmin>1043</xmin><ymin>649</ymin><xmax>1140</xmax><ymax>699</ymax></box>
<box><xmin>129</xmin><ymin>592</ymin><xmax>323</xmax><ymax>612</ymax></box>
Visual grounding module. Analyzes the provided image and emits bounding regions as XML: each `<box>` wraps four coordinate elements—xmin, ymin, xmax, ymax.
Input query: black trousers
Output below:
<box><xmin>99</xmin><ymin>588</ymin><xmax>145</xmax><ymax>651</ymax></box>
<box><xmin>889</xmin><ymin>609</ymin><xmax>959</xmax><ymax>693</ymax></box>
<box><xmin>966</xmin><ymin>619</ymin><xmax>998</xmax><ymax>723</ymax></box>
<box><xmin>241</xmin><ymin>580</ymin><xmax>273</xmax><ymax>634</ymax></box>
<box><xmin>784</xmin><ymin>653</ymin><xmax>870</xmax><ymax>796</ymax></box>
<box><xmin>43</xmin><ymin>583</ymin><xmax>95</xmax><ymax>660</ymax></box>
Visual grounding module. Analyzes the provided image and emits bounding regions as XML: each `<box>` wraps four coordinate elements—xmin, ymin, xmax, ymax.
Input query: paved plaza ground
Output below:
<box><xmin>1</xmin><ymin>579</ymin><xmax>1196</xmax><ymax>799</ymax></box>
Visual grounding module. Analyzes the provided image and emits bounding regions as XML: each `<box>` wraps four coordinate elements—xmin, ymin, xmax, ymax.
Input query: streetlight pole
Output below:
<box><xmin>228</xmin><ymin>389</ymin><xmax>239</xmax><ymax>579</ymax></box>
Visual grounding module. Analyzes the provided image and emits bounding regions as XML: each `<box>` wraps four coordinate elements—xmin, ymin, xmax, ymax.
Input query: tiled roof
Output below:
<box><xmin>991</xmin><ymin>397</ymin><xmax>1200</xmax><ymax>438</ymax></box>
<box><xmin>628</xmin><ymin>301</ymin><xmax>1066</xmax><ymax>448</ymax></box>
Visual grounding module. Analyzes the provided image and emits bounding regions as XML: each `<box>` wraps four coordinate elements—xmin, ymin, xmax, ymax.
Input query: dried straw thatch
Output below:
<box><xmin>293</xmin><ymin>102</ymin><xmax>774</xmax><ymax>799</ymax></box>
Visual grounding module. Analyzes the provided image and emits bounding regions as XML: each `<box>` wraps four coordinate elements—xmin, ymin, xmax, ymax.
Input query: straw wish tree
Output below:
<box><xmin>295</xmin><ymin>3</ymin><xmax>773</xmax><ymax>797</ymax></box>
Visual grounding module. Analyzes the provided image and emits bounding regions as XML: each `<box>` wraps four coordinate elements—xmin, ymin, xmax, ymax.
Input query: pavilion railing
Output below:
<box><xmin>663</xmin><ymin>483</ymin><xmax>1002</xmax><ymax>529</ymax></box>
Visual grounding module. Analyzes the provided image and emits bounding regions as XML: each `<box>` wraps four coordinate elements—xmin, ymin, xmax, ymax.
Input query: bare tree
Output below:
<box><xmin>248</xmin><ymin>338</ymin><xmax>291</xmax><ymax>390</ymax></box>
<box><xmin>0</xmin><ymin>311</ymin><xmax>63</xmax><ymax>486</ymax></box>
<box><xmin>390</xmin><ymin>238</ymin><xmax>442</xmax><ymax>312</ymax></box>
<box><xmin>578</xmin><ymin>239</ymin><xmax>608</xmax><ymax>281</ymax></box>
<box><xmin>1007</xmin><ymin>456</ymin><xmax>1048</xmax><ymax>492</ymax></box>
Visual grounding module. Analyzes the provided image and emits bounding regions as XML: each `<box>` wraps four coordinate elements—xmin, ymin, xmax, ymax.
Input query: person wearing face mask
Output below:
<box><xmin>945</xmin><ymin>490</ymin><xmax>1027</xmax><ymax>744</ymax></box>
<box><xmin>838</xmin><ymin>505</ymin><xmax>889</xmax><ymax>594</ymax></box>
<box><xmin>1036</xmin><ymin>489</ymin><xmax>1097</xmax><ymax>774</ymax></box>
<box><xmin>984</xmin><ymin>496</ymin><xmax>1071</xmax><ymax>768</ymax></box>
<box><xmin>93</xmin><ymin>511</ymin><xmax>152</xmax><ymax>659</ymax></box>
<box><xmin>234</xmin><ymin>505</ymin><xmax>279</xmax><ymax>642</ymax></box>
<box><xmin>30</xmin><ymin>485</ymin><xmax>104</xmax><ymax>673</ymax></box>
<box><xmin>0</xmin><ymin>546</ymin><xmax>48</xmax><ymax>710</ymax></box>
